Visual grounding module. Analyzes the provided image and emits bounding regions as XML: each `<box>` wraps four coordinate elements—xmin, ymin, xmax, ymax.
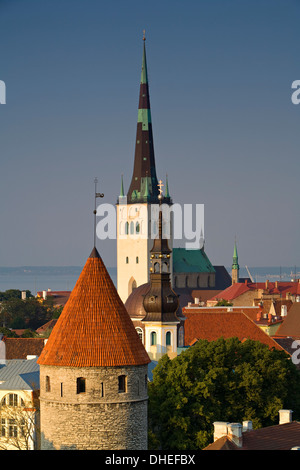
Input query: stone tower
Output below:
<box><xmin>142</xmin><ymin>196</ymin><xmax>180</xmax><ymax>361</ymax></box>
<box><xmin>37</xmin><ymin>247</ymin><xmax>150</xmax><ymax>450</ymax></box>
<box><xmin>117</xmin><ymin>36</ymin><xmax>172</xmax><ymax>304</ymax></box>
<box><xmin>232</xmin><ymin>240</ymin><xmax>239</xmax><ymax>285</ymax></box>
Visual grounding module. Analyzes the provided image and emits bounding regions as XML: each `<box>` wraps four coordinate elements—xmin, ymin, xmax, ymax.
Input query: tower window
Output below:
<box><xmin>136</xmin><ymin>327</ymin><xmax>143</xmax><ymax>342</ymax></box>
<box><xmin>45</xmin><ymin>376</ymin><xmax>51</xmax><ymax>392</ymax></box>
<box><xmin>130</xmin><ymin>221</ymin><xmax>134</xmax><ymax>234</ymax></box>
<box><xmin>166</xmin><ymin>331</ymin><xmax>171</xmax><ymax>346</ymax></box>
<box><xmin>136</xmin><ymin>222</ymin><xmax>140</xmax><ymax>233</ymax></box>
<box><xmin>150</xmin><ymin>331</ymin><xmax>157</xmax><ymax>346</ymax></box>
<box><xmin>126</xmin><ymin>256</ymin><xmax>129</xmax><ymax>264</ymax></box>
<box><xmin>125</xmin><ymin>222</ymin><xmax>129</xmax><ymax>235</ymax></box>
<box><xmin>136</xmin><ymin>256</ymin><xmax>139</xmax><ymax>264</ymax></box>
<box><xmin>118</xmin><ymin>375</ymin><xmax>127</xmax><ymax>393</ymax></box>
<box><xmin>77</xmin><ymin>377</ymin><xmax>86</xmax><ymax>394</ymax></box>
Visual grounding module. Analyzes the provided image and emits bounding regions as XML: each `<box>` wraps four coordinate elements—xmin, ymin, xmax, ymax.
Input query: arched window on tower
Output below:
<box><xmin>130</xmin><ymin>221</ymin><xmax>134</xmax><ymax>234</ymax></box>
<box><xmin>136</xmin><ymin>222</ymin><xmax>140</xmax><ymax>234</ymax></box>
<box><xmin>136</xmin><ymin>327</ymin><xmax>143</xmax><ymax>343</ymax></box>
<box><xmin>150</xmin><ymin>331</ymin><xmax>157</xmax><ymax>346</ymax></box>
<box><xmin>125</xmin><ymin>222</ymin><xmax>129</xmax><ymax>235</ymax></box>
<box><xmin>178</xmin><ymin>326</ymin><xmax>184</xmax><ymax>347</ymax></box>
<box><xmin>166</xmin><ymin>331</ymin><xmax>171</xmax><ymax>346</ymax></box>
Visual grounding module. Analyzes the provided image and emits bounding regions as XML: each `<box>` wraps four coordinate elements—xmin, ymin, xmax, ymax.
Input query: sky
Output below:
<box><xmin>0</xmin><ymin>0</ymin><xmax>299</xmax><ymax>269</ymax></box>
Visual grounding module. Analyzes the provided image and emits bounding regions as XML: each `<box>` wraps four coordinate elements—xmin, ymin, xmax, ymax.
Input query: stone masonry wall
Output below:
<box><xmin>39</xmin><ymin>364</ymin><xmax>148</xmax><ymax>450</ymax></box>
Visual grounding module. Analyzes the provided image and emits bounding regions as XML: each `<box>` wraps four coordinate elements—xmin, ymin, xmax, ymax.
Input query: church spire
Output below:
<box><xmin>232</xmin><ymin>239</ymin><xmax>240</xmax><ymax>285</ymax></box>
<box><xmin>127</xmin><ymin>35</ymin><xmax>168</xmax><ymax>204</ymax></box>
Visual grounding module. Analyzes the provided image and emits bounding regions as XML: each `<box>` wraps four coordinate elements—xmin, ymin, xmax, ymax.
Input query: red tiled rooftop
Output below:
<box><xmin>37</xmin><ymin>247</ymin><xmax>150</xmax><ymax>368</ymax></box>
<box><xmin>208</xmin><ymin>281</ymin><xmax>300</xmax><ymax>303</ymax></box>
<box><xmin>182</xmin><ymin>309</ymin><xmax>284</xmax><ymax>351</ymax></box>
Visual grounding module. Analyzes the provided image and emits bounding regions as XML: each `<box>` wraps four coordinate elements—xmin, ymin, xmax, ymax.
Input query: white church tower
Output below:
<box><xmin>117</xmin><ymin>36</ymin><xmax>172</xmax><ymax>304</ymax></box>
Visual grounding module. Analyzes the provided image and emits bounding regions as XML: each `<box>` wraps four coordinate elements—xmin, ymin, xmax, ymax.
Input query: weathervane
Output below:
<box><xmin>93</xmin><ymin>177</ymin><xmax>104</xmax><ymax>247</ymax></box>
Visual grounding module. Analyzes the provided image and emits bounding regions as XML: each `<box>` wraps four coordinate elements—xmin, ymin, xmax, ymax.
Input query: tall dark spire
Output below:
<box><xmin>127</xmin><ymin>35</ymin><xmax>170</xmax><ymax>204</ymax></box>
<box><xmin>142</xmin><ymin>188</ymin><xmax>179</xmax><ymax>323</ymax></box>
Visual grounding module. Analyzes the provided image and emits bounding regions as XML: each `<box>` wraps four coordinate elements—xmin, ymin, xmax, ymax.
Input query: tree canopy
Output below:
<box><xmin>148</xmin><ymin>337</ymin><xmax>300</xmax><ymax>450</ymax></box>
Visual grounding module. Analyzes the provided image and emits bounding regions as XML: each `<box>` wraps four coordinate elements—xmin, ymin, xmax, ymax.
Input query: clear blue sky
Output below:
<box><xmin>0</xmin><ymin>0</ymin><xmax>299</xmax><ymax>269</ymax></box>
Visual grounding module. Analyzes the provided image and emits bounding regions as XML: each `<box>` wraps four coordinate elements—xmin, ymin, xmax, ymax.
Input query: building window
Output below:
<box><xmin>1</xmin><ymin>418</ymin><xmax>6</xmax><ymax>437</ymax></box>
<box><xmin>136</xmin><ymin>256</ymin><xmax>139</xmax><ymax>264</ymax></box>
<box><xmin>130</xmin><ymin>221</ymin><xmax>134</xmax><ymax>234</ymax></box>
<box><xmin>136</xmin><ymin>222</ymin><xmax>140</xmax><ymax>234</ymax></box>
<box><xmin>136</xmin><ymin>327</ymin><xmax>143</xmax><ymax>342</ymax></box>
<box><xmin>125</xmin><ymin>222</ymin><xmax>129</xmax><ymax>235</ymax></box>
<box><xmin>60</xmin><ymin>383</ymin><xmax>63</xmax><ymax>397</ymax></box>
<box><xmin>118</xmin><ymin>375</ymin><xmax>127</xmax><ymax>393</ymax></box>
<box><xmin>77</xmin><ymin>377</ymin><xmax>86</xmax><ymax>394</ymax></box>
<box><xmin>8</xmin><ymin>419</ymin><xmax>17</xmax><ymax>438</ymax></box>
<box><xmin>166</xmin><ymin>331</ymin><xmax>171</xmax><ymax>346</ymax></box>
<box><xmin>9</xmin><ymin>394</ymin><xmax>18</xmax><ymax>407</ymax></box>
<box><xmin>45</xmin><ymin>375</ymin><xmax>51</xmax><ymax>392</ymax></box>
<box><xmin>178</xmin><ymin>326</ymin><xmax>184</xmax><ymax>347</ymax></box>
<box><xmin>126</xmin><ymin>256</ymin><xmax>129</xmax><ymax>264</ymax></box>
<box><xmin>150</xmin><ymin>331</ymin><xmax>157</xmax><ymax>346</ymax></box>
<box><xmin>101</xmin><ymin>382</ymin><xmax>104</xmax><ymax>398</ymax></box>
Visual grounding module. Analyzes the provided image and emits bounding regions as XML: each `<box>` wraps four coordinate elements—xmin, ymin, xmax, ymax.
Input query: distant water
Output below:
<box><xmin>0</xmin><ymin>266</ymin><xmax>117</xmax><ymax>295</ymax></box>
<box><xmin>0</xmin><ymin>266</ymin><xmax>298</xmax><ymax>296</ymax></box>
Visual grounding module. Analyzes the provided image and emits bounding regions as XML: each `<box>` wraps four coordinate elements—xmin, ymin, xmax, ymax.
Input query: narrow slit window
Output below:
<box><xmin>77</xmin><ymin>377</ymin><xmax>86</xmax><ymax>394</ymax></box>
<box><xmin>118</xmin><ymin>375</ymin><xmax>127</xmax><ymax>393</ymax></box>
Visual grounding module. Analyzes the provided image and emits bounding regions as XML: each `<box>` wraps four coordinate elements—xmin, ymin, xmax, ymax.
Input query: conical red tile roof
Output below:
<box><xmin>37</xmin><ymin>247</ymin><xmax>150</xmax><ymax>367</ymax></box>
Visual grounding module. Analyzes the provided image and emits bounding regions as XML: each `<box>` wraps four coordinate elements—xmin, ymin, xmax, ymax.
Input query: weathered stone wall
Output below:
<box><xmin>39</xmin><ymin>364</ymin><xmax>148</xmax><ymax>450</ymax></box>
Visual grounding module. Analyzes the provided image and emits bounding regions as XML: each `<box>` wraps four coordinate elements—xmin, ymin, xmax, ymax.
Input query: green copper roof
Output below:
<box><xmin>165</xmin><ymin>175</ymin><xmax>170</xmax><ymax>198</ymax></box>
<box><xmin>232</xmin><ymin>241</ymin><xmax>239</xmax><ymax>270</ymax></box>
<box><xmin>119</xmin><ymin>174</ymin><xmax>124</xmax><ymax>197</ymax></box>
<box><xmin>173</xmin><ymin>248</ymin><xmax>215</xmax><ymax>273</ymax></box>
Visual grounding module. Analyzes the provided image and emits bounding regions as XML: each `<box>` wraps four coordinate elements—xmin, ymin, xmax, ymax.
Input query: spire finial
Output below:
<box><xmin>93</xmin><ymin>178</ymin><xmax>104</xmax><ymax>248</ymax></box>
<box><xmin>143</xmin><ymin>29</ymin><xmax>146</xmax><ymax>41</ymax></box>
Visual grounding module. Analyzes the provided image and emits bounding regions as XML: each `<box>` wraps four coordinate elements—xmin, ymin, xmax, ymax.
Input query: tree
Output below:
<box><xmin>148</xmin><ymin>337</ymin><xmax>300</xmax><ymax>450</ymax></box>
<box><xmin>0</xmin><ymin>395</ymin><xmax>40</xmax><ymax>450</ymax></box>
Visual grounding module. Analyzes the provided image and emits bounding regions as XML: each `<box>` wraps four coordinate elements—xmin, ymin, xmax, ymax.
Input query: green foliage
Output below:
<box><xmin>0</xmin><ymin>289</ymin><xmax>33</xmax><ymax>301</ymax></box>
<box><xmin>0</xmin><ymin>327</ymin><xmax>18</xmax><ymax>338</ymax></box>
<box><xmin>148</xmin><ymin>337</ymin><xmax>300</xmax><ymax>450</ymax></box>
<box><xmin>0</xmin><ymin>297</ymin><xmax>54</xmax><ymax>330</ymax></box>
<box><xmin>215</xmin><ymin>299</ymin><xmax>233</xmax><ymax>306</ymax></box>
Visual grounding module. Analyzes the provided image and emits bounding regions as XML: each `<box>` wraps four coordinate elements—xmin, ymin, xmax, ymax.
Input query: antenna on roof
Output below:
<box><xmin>93</xmin><ymin>178</ymin><xmax>104</xmax><ymax>248</ymax></box>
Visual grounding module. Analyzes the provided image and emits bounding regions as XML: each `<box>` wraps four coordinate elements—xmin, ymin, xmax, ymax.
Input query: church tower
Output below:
<box><xmin>231</xmin><ymin>240</ymin><xmax>239</xmax><ymax>285</ymax></box>
<box><xmin>142</xmin><ymin>191</ymin><xmax>180</xmax><ymax>361</ymax></box>
<box><xmin>117</xmin><ymin>35</ymin><xmax>172</xmax><ymax>304</ymax></box>
<box><xmin>38</xmin><ymin>246</ymin><xmax>150</xmax><ymax>450</ymax></box>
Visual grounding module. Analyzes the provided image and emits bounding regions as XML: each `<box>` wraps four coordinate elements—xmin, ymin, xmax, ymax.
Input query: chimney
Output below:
<box><xmin>227</xmin><ymin>423</ymin><xmax>243</xmax><ymax>448</ymax></box>
<box><xmin>213</xmin><ymin>422</ymin><xmax>229</xmax><ymax>441</ymax></box>
<box><xmin>275</xmin><ymin>281</ymin><xmax>278</xmax><ymax>288</ymax></box>
<box><xmin>242</xmin><ymin>420</ymin><xmax>253</xmax><ymax>432</ymax></box>
<box><xmin>265</xmin><ymin>279</ymin><xmax>269</xmax><ymax>289</ymax></box>
<box><xmin>194</xmin><ymin>297</ymin><xmax>199</xmax><ymax>305</ymax></box>
<box><xmin>279</xmin><ymin>409</ymin><xmax>293</xmax><ymax>425</ymax></box>
<box><xmin>42</xmin><ymin>290</ymin><xmax>47</xmax><ymax>300</ymax></box>
<box><xmin>21</xmin><ymin>291</ymin><xmax>27</xmax><ymax>300</ymax></box>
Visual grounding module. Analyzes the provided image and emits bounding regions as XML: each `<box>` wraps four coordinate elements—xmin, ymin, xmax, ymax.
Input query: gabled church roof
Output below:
<box><xmin>37</xmin><ymin>247</ymin><xmax>150</xmax><ymax>368</ymax></box>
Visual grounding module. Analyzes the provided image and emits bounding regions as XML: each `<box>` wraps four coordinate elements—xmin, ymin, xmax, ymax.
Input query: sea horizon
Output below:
<box><xmin>0</xmin><ymin>265</ymin><xmax>298</xmax><ymax>296</ymax></box>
